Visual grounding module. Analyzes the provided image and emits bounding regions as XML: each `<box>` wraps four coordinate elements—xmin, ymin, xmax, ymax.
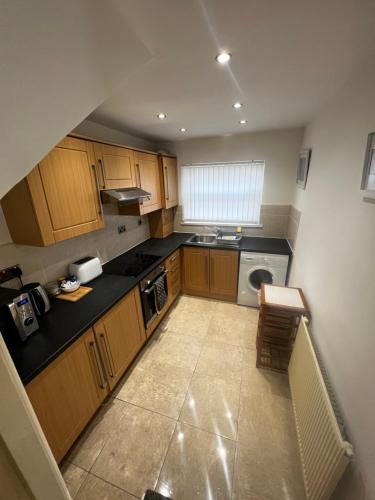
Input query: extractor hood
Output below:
<box><xmin>101</xmin><ymin>187</ymin><xmax>151</xmax><ymax>205</ymax></box>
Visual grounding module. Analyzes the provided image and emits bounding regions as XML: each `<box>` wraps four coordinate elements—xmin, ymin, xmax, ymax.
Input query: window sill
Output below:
<box><xmin>181</xmin><ymin>221</ymin><xmax>263</xmax><ymax>229</ymax></box>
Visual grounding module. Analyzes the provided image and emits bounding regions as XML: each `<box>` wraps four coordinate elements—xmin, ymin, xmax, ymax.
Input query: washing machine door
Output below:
<box><xmin>247</xmin><ymin>266</ymin><xmax>274</xmax><ymax>292</ymax></box>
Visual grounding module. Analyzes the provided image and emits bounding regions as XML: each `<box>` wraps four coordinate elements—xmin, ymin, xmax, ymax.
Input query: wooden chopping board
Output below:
<box><xmin>55</xmin><ymin>286</ymin><xmax>93</xmax><ymax>302</ymax></box>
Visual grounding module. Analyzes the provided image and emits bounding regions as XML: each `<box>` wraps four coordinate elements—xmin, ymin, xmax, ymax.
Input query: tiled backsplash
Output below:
<box><xmin>286</xmin><ymin>206</ymin><xmax>301</xmax><ymax>251</ymax></box>
<box><xmin>0</xmin><ymin>204</ymin><xmax>150</xmax><ymax>289</ymax></box>
<box><xmin>174</xmin><ymin>204</ymin><xmax>290</xmax><ymax>238</ymax></box>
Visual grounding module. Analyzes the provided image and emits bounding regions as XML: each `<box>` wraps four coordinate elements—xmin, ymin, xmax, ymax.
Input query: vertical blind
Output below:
<box><xmin>181</xmin><ymin>161</ymin><xmax>265</xmax><ymax>225</ymax></box>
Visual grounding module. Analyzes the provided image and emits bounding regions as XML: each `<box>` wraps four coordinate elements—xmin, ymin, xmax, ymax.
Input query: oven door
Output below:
<box><xmin>141</xmin><ymin>283</ymin><xmax>158</xmax><ymax>328</ymax></box>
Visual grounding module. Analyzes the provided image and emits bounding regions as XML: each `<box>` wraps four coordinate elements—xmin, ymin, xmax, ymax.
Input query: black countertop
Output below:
<box><xmin>3</xmin><ymin>232</ymin><xmax>291</xmax><ymax>384</ymax></box>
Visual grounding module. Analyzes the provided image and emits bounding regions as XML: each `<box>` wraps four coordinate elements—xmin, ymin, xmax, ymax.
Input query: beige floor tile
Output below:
<box><xmin>157</xmin><ymin>422</ymin><xmax>236</xmax><ymax>500</ymax></box>
<box><xmin>237</xmin><ymin>390</ymin><xmax>298</xmax><ymax>456</ymax></box>
<box><xmin>195</xmin><ymin>340</ymin><xmax>245</xmax><ymax>383</ymax></box>
<box><xmin>67</xmin><ymin>398</ymin><xmax>127</xmax><ymax>471</ymax></box>
<box><xmin>115</xmin><ymin>358</ymin><xmax>192</xmax><ymax>419</ymax></box>
<box><xmin>214</xmin><ymin>301</ymin><xmax>259</xmax><ymax>324</ymax></box>
<box><xmin>241</xmin><ymin>358</ymin><xmax>291</xmax><ymax>400</ymax></box>
<box><xmin>75</xmin><ymin>474</ymin><xmax>137</xmax><ymax>499</ymax></box>
<box><xmin>177</xmin><ymin>295</ymin><xmax>217</xmax><ymax>314</ymax></box>
<box><xmin>180</xmin><ymin>372</ymin><xmax>241</xmax><ymax>440</ymax></box>
<box><xmin>91</xmin><ymin>404</ymin><xmax>176</xmax><ymax>498</ymax></box>
<box><xmin>233</xmin><ymin>443</ymin><xmax>305</xmax><ymax>500</ymax></box>
<box><xmin>206</xmin><ymin>316</ymin><xmax>257</xmax><ymax>350</ymax></box>
<box><xmin>141</xmin><ymin>330</ymin><xmax>203</xmax><ymax>371</ymax></box>
<box><xmin>61</xmin><ymin>462</ymin><xmax>87</xmax><ymax>499</ymax></box>
<box><xmin>161</xmin><ymin>309</ymin><xmax>211</xmax><ymax>340</ymax></box>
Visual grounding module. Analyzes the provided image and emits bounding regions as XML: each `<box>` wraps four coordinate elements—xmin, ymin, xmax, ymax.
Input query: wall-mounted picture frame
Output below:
<box><xmin>361</xmin><ymin>132</ymin><xmax>375</xmax><ymax>198</ymax></box>
<box><xmin>296</xmin><ymin>148</ymin><xmax>311</xmax><ymax>190</ymax></box>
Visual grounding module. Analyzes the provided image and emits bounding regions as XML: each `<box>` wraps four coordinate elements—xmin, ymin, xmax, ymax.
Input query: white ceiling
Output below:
<box><xmin>89</xmin><ymin>0</ymin><xmax>375</xmax><ymax>142</ymax></box>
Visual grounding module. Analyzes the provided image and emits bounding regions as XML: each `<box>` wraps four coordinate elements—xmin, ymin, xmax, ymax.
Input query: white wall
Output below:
<box><xmin>170</xmin><ymin>128</ymin><xmax>304</xmax><ymax>205</ymax></box>
<box><xmin>290</xmin><ymin>60</ymin><xmax>375</xmax><ymax>498</ymax></box>
<box><xmin>0</xmin><ymin>0</ymin><xmax>151</xmax><ymax>198</ymax></box>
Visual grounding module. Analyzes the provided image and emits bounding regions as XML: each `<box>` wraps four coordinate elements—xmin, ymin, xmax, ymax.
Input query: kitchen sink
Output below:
<box><xmin>187</xmin><ymin>233</ymin><xmax>217</xmax><ymax>244</ymax></box>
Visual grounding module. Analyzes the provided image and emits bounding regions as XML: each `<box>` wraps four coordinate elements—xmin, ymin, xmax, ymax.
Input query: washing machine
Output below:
<box><xmin>237</xmin><ymin>252</ymin><xmax>289</xmax><ymax>307</ymax></box>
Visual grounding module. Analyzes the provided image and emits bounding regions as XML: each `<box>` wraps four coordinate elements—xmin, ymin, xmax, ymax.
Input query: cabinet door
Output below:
<box><xmin>37</xmin><ymin>137</ymin><xmax>104</xmax><ymax>242</ymax></box>
<box><xmin>135</xmin><ymin>152</ymin><xmax>162</xmax><ymax>214</ymax></box>
<box><xmin>94</xmin><ymin>288</ymin><xmax>145</xmax><ymax>390</ymax></box>
<box><xmin>94</xmin><ymin>143</ymin><xmax>136</xmax><ymax>189</ymax></box>
<box><xmin>26</xmin><ymin>329</ymin><xmax>107</xmax><ymax>463</ymax></box>
<box><xmin>209</xmin><ymin>249</ymin><xmax>239</xmax><ymax>301</ymax></box>
<box><xmin>182</xmin><ymin>247</ymin><xmax>210</xmax><ymax>295</ymax></box>
<box><xmin>161</xmin><ymin>156</ymin><xmax>178</xmax><ymax>209</ymax></box>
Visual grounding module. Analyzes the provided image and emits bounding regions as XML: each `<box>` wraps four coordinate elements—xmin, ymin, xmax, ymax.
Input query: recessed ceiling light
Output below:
<box><xmin>239</xmin><ymin>119</ymin><xmax>247</xmax><ymax>125</ymax></box>
<box><xmin>233</xmin><ymin>102</ymin><xmax>242</xmax><ymax>109</ymax></box>
<box><xmin>157</xmin><ymin>113</ymin><xmax>166</xmax><ymax>120</ymax></box>
<box><xmin>179</xmin><ymin>128</ymin><xmax>187</xmax><ymax>132</ymax></box>
<box><xmin>215</xmin><ymin>52</ymin><xmax>231</xmax><ymax>64</ymax></box>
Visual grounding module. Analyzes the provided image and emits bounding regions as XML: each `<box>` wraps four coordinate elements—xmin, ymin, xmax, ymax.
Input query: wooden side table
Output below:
<box><xmin>256</xmin><ymin>283</ymin><xmax>309</xmax><ymax>373</ymax></box>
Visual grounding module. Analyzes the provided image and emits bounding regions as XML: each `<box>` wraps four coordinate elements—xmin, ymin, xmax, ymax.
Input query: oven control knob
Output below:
<box><xmin>146</xmin><ymin>280</ymin><xmax>151</xmax><ymax>285</ymax></box>
<box><xmin>24</xmin><ymin>317</ymin><xmax>34</xmax><ymax>326</ymax></box>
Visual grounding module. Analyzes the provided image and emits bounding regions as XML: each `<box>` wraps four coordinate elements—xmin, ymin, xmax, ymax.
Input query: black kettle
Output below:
<box><xmin>21</xmin><ymin>282</ymin><xmax>51</xmax><ymax>317</ymax></box>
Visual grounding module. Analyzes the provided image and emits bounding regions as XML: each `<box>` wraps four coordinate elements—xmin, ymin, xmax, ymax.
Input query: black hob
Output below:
<box><xmin>103</xmin><ymin>253</ymin><xmax>161</xmax><ymax>277</ymax></box>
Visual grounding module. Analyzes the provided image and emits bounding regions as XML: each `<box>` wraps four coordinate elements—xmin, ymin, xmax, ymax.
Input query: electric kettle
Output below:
<box><xmin>21</xmin><ymin>282</ymin><xmax>51</xmax><ymax>316</ymax></box>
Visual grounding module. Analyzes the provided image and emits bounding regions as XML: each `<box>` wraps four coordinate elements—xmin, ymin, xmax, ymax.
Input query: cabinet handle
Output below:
<box><xmin>164</xmin><ymin>166</ymin><xmax>169</xmax><ymax>200</ymax></box>
<box><xmin>91</xmin><ymin>165</ymin><xmax>103</xmax><ymax>215</ymax></box>
<box><xmin>100</xmin><ymin>333</ymin><xmax>115</xmax><ymax>378</ymax></box>
<box><xmin>98</xmin><ymin>159</ymin><xmax>105</xmax><ymax>188</ymax></box>
<box><xmin>89</xmin><ymin>341</ymin><xmax>107</xmax><ymax>389</ymax></box>
<box><xmin>136</xmin><ymin>163</ymin><xmax>142</xmax><ymax>188</ymax></box>
<box><xmin>205</xmin><ymin>255</ymin><xmax>209</xmax><ymax>284</ymax></box>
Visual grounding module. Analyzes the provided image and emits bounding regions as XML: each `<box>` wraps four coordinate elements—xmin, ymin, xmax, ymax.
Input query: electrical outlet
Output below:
<box><xmin>0</xmin><ymin>264</ymin><xmax>22</xmax><ymax>284</ymax></box>
<box><xmin>118</xmin><ymin>225</ymin><xmax>126</xmax><ymax>234</ymax></box>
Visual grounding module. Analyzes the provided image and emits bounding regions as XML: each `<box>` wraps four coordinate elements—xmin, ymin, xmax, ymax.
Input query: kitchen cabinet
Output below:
<box><xmin>183</xmin><ymin>247</ymin><xmax>239</xmax><ymax>301</ymax></box>
<box><xmin>93</xmin><ymin>288</ymin><xmax>145</xmax><ymax>390</ymax></box>
<box><xmin>209</xmin><ymin>249</ymin><xmax>239</xmax><ymax>301</ymax></box>
<box><xmin>166</xmin><ymin>249</ymin><xmax>181</xmax><ymax>306</ymax></box>
<box><xmin>93</xmin><ymin>142</ymin><xmax>136</xmax><ymax>190</ymax></box>
<box><xmin>160</xmin><ymin>155</ymin><xmax>178</xmax><ymax>209</ymax></box>
<box><xmin>1</xmin><ymin>137</ymin><xmax>104</xmax><ymax>246</ymax></box>
<box><xmin>148</xmin><ymin>207</ymin><xmax>175</xmax><ymax>239</ymax></box>
<box><xmin>26</xmin><ymin>328</ymin><xmax>107</xmax><ymax>463</ymax></box>
<box><xmin>182</xmin><ymin>247</ymin><xmax>210</xmax><ymax>295</ymax></box>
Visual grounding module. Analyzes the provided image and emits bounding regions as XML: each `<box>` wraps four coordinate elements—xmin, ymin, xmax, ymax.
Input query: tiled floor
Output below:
<box><xmin>62</xmin><ymin>295</ymin><xmax>305</xmax><ymax>500</ymax></box>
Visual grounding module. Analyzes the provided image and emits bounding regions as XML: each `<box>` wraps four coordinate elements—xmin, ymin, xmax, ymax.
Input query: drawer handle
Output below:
<box><xmin>100</xmin><ymin>333</ymin><xmax>115</xmax><ymax>378</ymax></box>
<box><xmin>89</xmin><ymin>341</ymin><xmax>107</xmax><ymax>389</ymax></box>
<box><xmin>98</xmin><ymin>159</ymin><xmax>105</xmax><ymax>188</ymax></box>
<box><xmin>91</xmin><ymin>165</ymin><xmax>103</xmax><ymax>215</ymax></box>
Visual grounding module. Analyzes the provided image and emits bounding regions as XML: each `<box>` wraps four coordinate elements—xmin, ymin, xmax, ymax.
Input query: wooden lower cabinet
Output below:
<box><xmin>26</xmin><ymin>328</ymin><xmax>107</xmax><ymax>463</ymax></box>
<box><xmin>26</xmin><ymin>288</ymin><xmax>146</xmax><ymax>463</ymax></box>
<box><xmin>182</xmin><ymin>247</ymin><xmax>210</xmax><ymax>295</ymax></box>
<box><xmin>183</xmin><ymin>246</ymin><xmax>239</xmax><ymax>301</ymax></box>
<box><xmin>209</xmin><ymin>249</ymin><xmax>239</xmax><ymax>301</ymax></box>
<box><xmin>93</xmin><ymin>288</ymin><xmax>145</xmax><ymax>390</ymax></box>
<box><xmin>166</xmin><ymin>249</ymin><xmax>181</xmax><ymax>307</ymax></box>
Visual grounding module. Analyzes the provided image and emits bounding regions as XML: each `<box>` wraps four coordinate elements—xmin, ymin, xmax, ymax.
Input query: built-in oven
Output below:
<box><xmin>140</xmin><ymin>264</ymin><xmax>168</xmax><ymax>328</ymax></box>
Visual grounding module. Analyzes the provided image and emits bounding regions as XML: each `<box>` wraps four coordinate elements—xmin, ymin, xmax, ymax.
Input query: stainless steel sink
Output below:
<box><xmin>187</xmin><ymin>233</ymin><xmax>217</xmax><ymax>244</ymax></box>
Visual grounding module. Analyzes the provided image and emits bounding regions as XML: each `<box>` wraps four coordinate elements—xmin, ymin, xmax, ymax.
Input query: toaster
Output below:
<box><xmin>69</xmin><ymin>256</ymin><xmax>103</xmax><ymax>284</ymax></box>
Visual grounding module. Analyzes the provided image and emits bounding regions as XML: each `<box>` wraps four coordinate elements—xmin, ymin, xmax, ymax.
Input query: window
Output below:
<box><xmin>180</xmin><ymin>161</ymin><xmax>265</xmax><ymax>226</ymax></box>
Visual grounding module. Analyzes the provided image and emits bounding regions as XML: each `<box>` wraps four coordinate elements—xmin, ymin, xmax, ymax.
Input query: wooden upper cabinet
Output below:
<box><xmin>93</xmin><ymin>143</ymin><xmax>136</xmax><ymax>189</ymax></box>
<box><xmin>135</xmin><ymin>151</ymin><xmax>162</xmax><ymax>214</ymax></box>
<box><xmin>93</xmin><ymin>288</ymin><xmax>145</xmax><ymax>390</ymax></box>
<box><xmin>26</xmin><ymin>328</ymin><xmax>108</xmax><ymax>463</ymax></box>
<box><xmin>1</xmin><ymin>137</ymin><xmax>104</xmax><ymax>246</ymax></box>
<box><xmin>182</xmin><ymin>247</ymin><xmax>210</xmax><ymax>295</ymax></box>
<box><xmin>209</xmin><ymin>249</ymin><xmax>239</xmax><ymax>301</ymax></box>
<box><xmin>160</xmin><ymin>155</ymin><xmax>178</xmax><ymax>209</ymax></box>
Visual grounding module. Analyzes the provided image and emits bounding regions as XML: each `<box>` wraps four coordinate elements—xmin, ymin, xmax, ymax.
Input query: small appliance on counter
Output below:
<box><xmin>0</xmin><ymin>287</ymin><xmax>39</xmax><ymax>341</ymax></box>
<box><xmin>69</xmin><ymin>256</ymin><xmax>103</xmax><ymax>284</ymax></box>
<box><xmin>21</xmin><ymin>282</ymin><xmax>51</xmax><ymax>316</ymax></box>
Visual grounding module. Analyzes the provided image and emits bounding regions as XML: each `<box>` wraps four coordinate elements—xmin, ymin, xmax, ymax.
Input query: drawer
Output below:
<box><xmin>166</xmin><ymin>249</ymin><xmax>180</xmax><ymax>271</ymax></box>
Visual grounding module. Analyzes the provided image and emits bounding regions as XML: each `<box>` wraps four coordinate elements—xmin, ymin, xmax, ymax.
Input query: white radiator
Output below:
<box><xmin>288</xmin><ymin>318</ymin><xmax>353</xmax><ymax>500</ymax></box>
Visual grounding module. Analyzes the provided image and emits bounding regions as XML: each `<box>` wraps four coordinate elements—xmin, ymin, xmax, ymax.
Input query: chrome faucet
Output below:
<box><xmin>214</xmin><ymin>227</ymin><xmax>222</xmax><ymax>238</ymax></box>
